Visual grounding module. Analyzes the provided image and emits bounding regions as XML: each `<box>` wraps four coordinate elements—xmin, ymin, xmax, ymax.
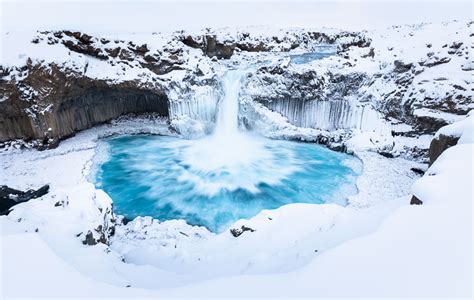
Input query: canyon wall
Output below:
<box><xmin>0</xmin><ymin>64</ymin><xmax>168</xmax><ymax>147</ymax></box>
<box><xmin>1</xmin><ymin>22</ymin><xmax>471</xmax><ymax>150</ymax></box>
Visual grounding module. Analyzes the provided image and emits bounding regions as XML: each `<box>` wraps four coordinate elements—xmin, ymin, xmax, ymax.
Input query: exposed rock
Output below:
<box><xmin>410</xmin><ymin>195</ymin><xmax>423</xmax><ymax>205</ymax></box>
<box><xmin>181</xmin><ymin>35</ymin><xmax>203</xmax><ymax>49</ymax></box>
<box><xmin>420</xmin><ymin>56</ymin><xmax>451</xmax><ymax>67</ymax></box>
<box><xmin>82</xmin><ymin>208</ymin><xmax>116</xmax><ymax>246</ymax></box>
<box><xmin>105</xmin><ymin>47</ymin><xmax>121</xmax><ymax>58</ymax></box>
<box><xmin>204</xmin><ymin>35</ymin><xmax>235</xmax><ymax>59</ymax></box>
<box><xmin>181</xmin><ymin>30</ymin><xmax>370</xmax><ymax>59</ymax></box>
<box><xmin>133</xmin><ymin>44</ymin><xmax>149</xmax><ymax>54</ymax></box>
<box><xmin>361</xmin><ymin>47</ymin><xmax>375</xmax><ymax>58</ymax></box>
<box><xmin>413</xmin><ymin>115</ymin><xmax>451</xmax><ymax>134</ymax></box>
<box><xmin>62</xmin><ymin>40</ymin><xmax>109</xmax><ymax>60</ymax></box>
<box><xmin>230</xmin><ymin>225</ymin><xmax>255</xmax><ymax>237</ymax></box>
<box><xmin>336</xmin><ymin>33</ymin><xmax>371</xmax><ymax>53</ymax></box>
<box><xmin>0</xmin><ymin>63</ymin><xmax>169</xmax><ymax>145</ymax></box>
<box><xmin>429</xmin><ymin>134</ymin><xmax>459</xmax><ymax>165</ymax></box>
<box><xmin>181</xmin><ymin>35</ymin><xmax>234</xmax><ymax>59</ymax></box>
<box><xmin>378</xmin><ymin>151</ymin><xmax>394</xmax><ymax>158</ymax></box>
<box><xmin>0</xmin><ymin>185</ymin><xmax>50</xmax><ymax>214</ymax></box>
<box><xmin>393</xmin><ymin>60</ymin><xmax>413</xmax><ymax>73</ymax></box>
<box><xmin>141</xmin><ymin>58</ymin><xmax>183</xmax><ymax>75</ymax></box>
<box><xmin>82</xmin><ymin>228</ymin><xmax>109</xmax><ymax>245</ymax></box>
<box><xmin>82</xmin><ymin>231</ymin><xmax>97</xmax><ymax>245</ymax></box>
<box><xmin>410</xmin><ymin>167</ymin><xmax>425</xmax><ymax>175</ymax></box>
<box><xmin>448</xmin><ymin>41</ymin><xmax>463</xmax><ymax>50</ymax></box>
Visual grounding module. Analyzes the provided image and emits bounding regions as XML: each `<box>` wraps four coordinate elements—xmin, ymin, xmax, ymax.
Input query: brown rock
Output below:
<box><xmin>0</xmin><ymin>64</ymin><xmax>169</xmax><ymax>144</ymax></box>
<box><xmin>429</xmin><ymin>134</ymin><xmax>459</xmax><ymax>165</ymax></box>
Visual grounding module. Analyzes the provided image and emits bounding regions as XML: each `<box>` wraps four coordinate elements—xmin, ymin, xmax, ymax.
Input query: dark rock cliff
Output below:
<box><xmin>0</xmin><ymin>63</ymin><xmax>168</xmax><ymax>147</ymax></box>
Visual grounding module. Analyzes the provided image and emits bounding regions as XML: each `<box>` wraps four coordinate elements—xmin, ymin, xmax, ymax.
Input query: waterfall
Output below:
<box><xmin>176</xmin><ymin>69</ymin><xmax>301</xmax><ymax>196</ymax></box>
<box><xmin>213</xmin><ymin>70</ymin><xmax>244</xmax><ymax>138</ymax></box>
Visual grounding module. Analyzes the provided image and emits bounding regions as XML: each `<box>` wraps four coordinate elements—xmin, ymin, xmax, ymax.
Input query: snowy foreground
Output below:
<box><xmin>1</xmin><ymin>21</ymin><xmax>473</xmax><ymax>298</ymax></box>
<box><xmin>1</xmin><ymin>115</ymin><xmax>472</xmax><ymax>298</ymax></box>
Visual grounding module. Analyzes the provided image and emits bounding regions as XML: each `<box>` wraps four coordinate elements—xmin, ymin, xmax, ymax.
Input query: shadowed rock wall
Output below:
<box><xmin>0</xmin><ymin>87</ymin><xmax>168</xmax><ymax>142</ymax></box>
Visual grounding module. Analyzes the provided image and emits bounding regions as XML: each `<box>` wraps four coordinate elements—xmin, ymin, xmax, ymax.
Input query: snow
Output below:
<box><xmin>414</xmin><ymin>108</ymin><xmax>467</xmax><ymax>123</ymax></box>
<box><xmin>435</xmin><ymin>110</ymin><xmax>474</xmax><ymax>144</ymax></box>
<box><xmin>3</xmin><ymin>107</ymin><xmax>468</xmax><ymax>297</ymax></box>
<box><xmin>1</xmin><ymin>119</ymin><xmax>471</xmax><ymax>297</ymax></box>
<box><xmin>1</xmin><ymin>19</ymin><xmax>473</xmax><ymax>298</ymax></box>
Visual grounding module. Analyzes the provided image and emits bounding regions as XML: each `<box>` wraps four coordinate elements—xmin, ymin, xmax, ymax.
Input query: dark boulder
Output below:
<box><xmin>133</xmin><ymin>44</ymin><xmax>149</xmax><ymax>54</ymax></box>
<box><xmin>393</xmin><ymin>60</ymin><xmax>413</xmax><ymax>73</ymax></box>
<box><xmin>230</xmin><ymin>225</ymin><xmax>255</xmax><ymax>237</ymax></box>
<box><xmin>0</xmin><ymin>184</ymin><xmax>50</xmax><ymax>214</ymax></box>
<box><xmin>429</xmin><ymin>134</ymin><xmax>459</xmax><ymax>165</ymax></box>
<box><xmin>82</xmin><ymin>224</ymin><xmax>114</xmax><ymax>246</ymax></box>
<box><xmin>61</xmin><ymin>32</ymin><xmax>108</xmax><ymax>60</ymax></box>
<box><xmin>410</xmin><ymin>167</ymin><xmax>425</xmax><ymax>175</ymax></box>
<box><xmin>410</xmin><ymin>195</ymin><xmax>423</xmax><ymax>205</ymax></box>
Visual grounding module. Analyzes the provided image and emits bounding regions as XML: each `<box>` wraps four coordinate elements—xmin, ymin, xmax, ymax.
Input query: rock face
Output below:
<box><xmin>0</xmin><ymin>30</ymin><xmax>191</xmax><ymax>147</ymax></box>
<box><xmin>242</xmin><ymin>62</ymin><xmax>385</xmax><ymax>133</ymax></box>
<box><xmin>1</xmin><ymin>62</ymin><xmax>168</xmax><ymax>147</ymax></box>
<box><xmin>428</xmin><ymin>134</ymin><xmax>460</xmax><ymax>165</ymax></box>
<box><xmin>182</xmin><ymin>35</ymin><xmax>235</xmax><ymax>59</ymax></box>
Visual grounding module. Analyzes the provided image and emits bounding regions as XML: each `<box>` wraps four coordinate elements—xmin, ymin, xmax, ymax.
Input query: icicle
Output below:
<box><xmin>262</xmin><ymin>98</ymin><xmax>391</xmax><ymax>134</ymax></box>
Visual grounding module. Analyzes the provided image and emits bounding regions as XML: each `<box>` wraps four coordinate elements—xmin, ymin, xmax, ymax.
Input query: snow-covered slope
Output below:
<box><xmin>1</xmin><ymin>21</ymin><xmax>473</xmax><ymax>298</ymax></box>
<box><xmin>1</xmin><ymin>113</ymin><xmax>472</xmax><ymax>297</ymax></box>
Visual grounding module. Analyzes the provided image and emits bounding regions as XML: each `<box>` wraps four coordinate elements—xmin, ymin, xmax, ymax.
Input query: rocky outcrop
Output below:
<box><xmin>230</xmin><ymin>225</ymin><xmax>255</xmax><ymax>237</ymax></box>
<box><xmin>242</xmin><ymin>63</ymin><xmax>374</xmax><ymax>131</ymax></box>
<box><xmin>393</xmin><ymin>60</ymin><xmax>413</xmax><ymax>73</ymax></box>
<box><xmin>78</xmin><ymin>189</ymin><xmax>117</xmax><ymax>246</ymax></box>
<box><xmin>182</xmin><ymin>35</ymin><xmax>235</xmax><ymax>59</ymax></box>
<box><xmin>410</xmin><ymin>195</ymin><xmax>423</xmax><ymax>205</ymax></box>
<box><xmin>180</xmin><ymin>30</ymin><xmax>370</xmax><ymax>59</ymax></box>
<box><xmin>428</xmin><ymin>134</ymin><xmax>459</xmax><ymax>165</ymax></box>
<box><xmin>0</xmin><ymin>185</ymin><xmax>50</xmax><ymax>214</ymax></box>
<box><xmin>1</xmin><ymin>62</ymin><xmax>169</xmax><ymax>148</ymax></box>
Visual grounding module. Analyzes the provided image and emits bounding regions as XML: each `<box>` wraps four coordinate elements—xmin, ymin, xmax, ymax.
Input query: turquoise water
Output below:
<box><xmin>289</xmin><ymin>47</ymin><xmax>335</xmax><ymax>64</ymax></box>
<box><xmin>95</xmin><ymin>134</ymin><xmax>361</xmax><ymax>232</ymax></box>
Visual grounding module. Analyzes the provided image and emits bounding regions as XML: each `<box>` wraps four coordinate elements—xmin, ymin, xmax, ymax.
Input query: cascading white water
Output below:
<box><xmin>177</xmin><ymin>69</ymin><xmax>300</xmax><ymax>196</ymax></box>
<box><xmin>213</xmin><ymin>70</ymin><xmax>244</xmax><ymax>137</ymax></box>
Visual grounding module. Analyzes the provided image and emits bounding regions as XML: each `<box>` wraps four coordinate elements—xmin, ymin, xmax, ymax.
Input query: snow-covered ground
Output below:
<box><xmin>1</xmin><ymin>111</ymin><xmax>472</xmax><ymax>298</ymax></box>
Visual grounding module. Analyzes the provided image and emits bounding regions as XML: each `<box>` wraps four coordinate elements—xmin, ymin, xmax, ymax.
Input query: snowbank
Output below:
<box><xmin>1</xmin><ymin>116</ymin><xmax>471</xmax><ymax>298</ymax></box>
<box><xmin>0</xmin><ymin>115</ymin><xmax>427</xmax><ymax>298</ymax></box>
